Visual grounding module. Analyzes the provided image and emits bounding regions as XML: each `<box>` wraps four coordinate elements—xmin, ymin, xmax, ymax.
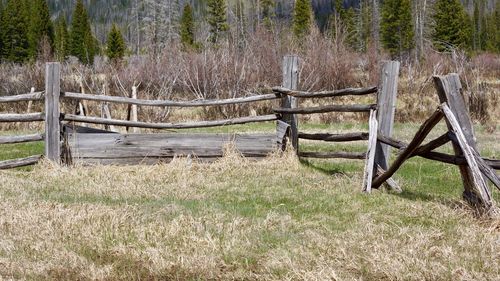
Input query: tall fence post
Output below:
<box><xmin>281</xmin><ymin>55</ymin><xmax>299</xmax><ymax>151</ymax></box>
<box><xmin>375</xmin><ymin>61</ymin><xmax>400</xmax><ymax>171</ymax></box>
<box><xmin>45</xmin><ymin>62</ymin><xmax>61</xmax><ymax>164</ymax></box>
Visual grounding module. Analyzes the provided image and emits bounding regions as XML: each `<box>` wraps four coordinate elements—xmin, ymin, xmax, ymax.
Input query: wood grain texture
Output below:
<box><xmin>0</xmin><ymin>155</ymin><xmax>42</xmax><ymax>169</ymax></box>
<box><xmin>0</xmin><ymin>134</ymin><xmax>44</xmax><ymax>144</ymax></box>
<box><xmin>272</xmin><ymin>86</ymin><xmax>377</xmax><ymax>98</ymax></box>
<box><xmin>362</xmin><ymin>109</ymin><xmax>378</xmax><ymax>193</ymax></box>
<box><xmin>45</xmin><ymin>63</ymin><xmax>61</xmax><ymax>164</ymax></box>
<box><xmin>0</xmin><ymin>113</ymin><xmax>44</xmax><ymax>122</ymax></box>
<box><xmin>63</xmin><ymin>114</ymin><xmax>278</xmax><ymax>129</ymax></box>
<box><xmin>298</xmin><ymin>132</ymin><xmax>369</xmax><ymax>142</ymax></box>
<box><xmin>0</xmin><ymin>91</ymin><xmax>44</xmax><ymax>103</ymax></box>
<box><xmin>274</xmin><ymin>104</ymin><xmax>375</xmax><ymax>114</ymax></box>
<box><xmin>281</xmin><ymin>55</ymin><xmax>299</xmax><ymax>151</ymax></box>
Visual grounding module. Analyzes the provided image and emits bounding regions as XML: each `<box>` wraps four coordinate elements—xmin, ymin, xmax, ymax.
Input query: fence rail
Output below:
<box><xmin>272</xmin><ymin>86</ymin><xmax>377</xmax><ymax>98</ymax></box>
<box><xmin>0</xmin><ymin>113</ymin><xmax>45</xmax><ymax>122</ymax></box>
<box><xmin>0</xmin><ymin>133</ymin><xmax>44</xmax><ymax>145</ymax></box>
<box><xmin>0</xmin><ymin>155</ymin><xmax>43</xmax><ymax>170</ymax></box>
<box><xmin>0</xmin><ymin>91</ymin><xmax>44</xmax><ymax>103</ymax></box>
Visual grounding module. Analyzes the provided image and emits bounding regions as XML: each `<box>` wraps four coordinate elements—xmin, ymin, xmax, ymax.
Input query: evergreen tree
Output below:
<box><xmin>260</xmin><ymin>0</ymin><xmax>275</xmax><ymax>28</ymax></box>
<box><xmin>380</xmin><ymin>0</ymin><xmax>414</xmax><ymax>58</ymax></box>
<box><xmin>0</xmin><ymin>0</ymin><xmax>30</xmax><ymax>62</ymax></box>
<box><xmin>332</xmin><ymin>0</ymin><xmax>356</xmax><ymax>49</ymax></box>
<box><xmin>69</xmin><ymin>0</ymin><xmax>96</xmax><ymax>64</ymax></box>
<box><xmin>207</xmin><ymin>0</ymin><xmax>229</xmax><ymax>44</ymax></box>
<box><xmin>0</xmin><ymin>0</ymin><xmax>3</xmax><ymax>60</ymax></box>
<box><xmin>432</xmin><ymin>0</ymin><xmax>472</xmax><ymax>51</ymax></box>
<box><xmin>180</xmin><ymin>3</ymin><xmax>195</xmax><ymax>48</ymax></box>
<box><xmin>293</xmin><ymin>0</ymin><xmax>313</xmax><ymax>39</ymax></box>
<box><xmin>106</xmin><ymin>23</ymin><xmax>126</xmax><ymax>61</ymax></box>
<box><xmin>54</xmin><ymin>16</ymin><xmax>69</xmax><ymax>61</ymax></box>
<box><xmin>28</xmin><ymin>0</ymin><xmax>54</xmax><ymax>59</ymax></box>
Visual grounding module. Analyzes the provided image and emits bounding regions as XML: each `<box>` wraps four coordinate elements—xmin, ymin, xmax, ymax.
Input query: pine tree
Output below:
<box><xmin>0</xmin><ymin>0</ymin><xmax>3</xmax><ymax>60</ymax></box>
<box><xmin>293</xmin><ymin>0</ymin><xmax>313</xmax><ymax>39</ymax></box>
<box><xmin>0</xmin><ymin>0</ymin><xmax>30</xmax><ymax>62</ymax></box>
<box><xmin>69</xmin><ymin>0</ymin><xmax>96</xmax><ymax>64</ymax></box>
<box><xmin>28</xmin><ymin>0</ymin><xmax>54</xmax><ymax>59</ymax></box>
<box><xmin>180</xmin><ymin>3</ymin><xmax>195</xmax><ymax>48</ymax></box>
<box><xmin>432</xmin><ymin>0</ymin><xmax>472</xmax><ymax>52</ymax></box>
<box><xmin>380</xmin><ymin>0</ymin><xmax>414</xmax><ymax>58</ymax></box>
<box><xmin>106</xmin><ymin>24</ymin><xmax>126</xmax><ymax>62</ymax></box>
<box><xmin>207</xmin><ymin>0</ymin><xmax>229</xmax><ymax>44</ymax></box>
<box><xmin>54</xmin><ymin>16</ymin><xmax>69</xmax><ymax>61</ymax></box>
<box><xmin>332</xmin><ymin>0</ymin><xmax>357</xmax><ymax>49</ymax></box>
<box><xmin>260</xmin><ymin>0</ymin><xmax>275</xmax><ymax>28</ymax></box>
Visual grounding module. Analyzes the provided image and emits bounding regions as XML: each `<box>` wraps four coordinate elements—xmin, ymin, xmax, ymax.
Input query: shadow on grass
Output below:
<box><xmin>299</xmin><ymin>158</ymin><xmax>346</xmax><ymax>176</ymax></box>
<box><xmin>395</xmin><ymin>189</ymin><xmax>469</xmax><ymax>211</ymax></box>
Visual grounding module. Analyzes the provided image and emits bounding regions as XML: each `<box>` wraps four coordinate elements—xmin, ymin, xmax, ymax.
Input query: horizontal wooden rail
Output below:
<box><xmin>0</xmin><ymin>155</ymin><xmax>42</xmax><ymax>169</ymax></box>
<box><xmin>0</xmin><ymin>133</ymin><xmax>44</xmax><ymax>144</ymax></box>
<box><xmin>62</xmin><ymin>92</ymin><xmax>280</xmax><ymax>107</ymax></box>
<box><xmin>299</xmin><ymin>132</ymin><xmax>369</xmax><ymax>142</ymax></box>
<box><xmin>0</xmin><ymin>91</ymin><xmax>44</xmax><ymax>103</ymax></box>
<box><xmin>299</xmin><ymin>151</ymin><xmax>366</xmax><ymax>159</ymax></box>
<box><xmin>272</xmin><ymin>86</ymin><xmax>377</xmax><ymax>98</ymax></box>
<box><xmin>0</xmin><ymin>113</ymin><xmax>44</xmax><ymax>122</ymax></box>
<box><xmin>63</xmin><ymin>114</ymin><xmax>279</xmax><ymax>130</ymax></box>
<box><xmin>274</xmin><ymin>104</ymin><xmax>376</xmax><ymax>114</ymax></box>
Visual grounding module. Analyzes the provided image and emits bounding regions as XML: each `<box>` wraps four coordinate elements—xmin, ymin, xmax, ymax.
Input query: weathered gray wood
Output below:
<box><xmin>62</xmin><ymin>91</ymin><xmax>280</xmax><ymax>107</ymax></box>
<box><xmin>298</xmin><ymin>132</ymin><xmax>369</xmax><ymax>142</ymax></box>
<box><xmin>433</xmin><ymin>74</ymin><xmax>486</xmax><ymax>206</ymax></box>
<box><xmin>413</xmin><ymin>133</ymin><xmax>451</xmax><ymax>156</ymax></box>
<box><xmin>375</xmin><ymin>61</ymin><xmax>400</xmax><ymax>171</ymax></box>
<box><xmin>0</xmin><ymin>155</ymin><xmax>42</xmax><ymax>169</ymax></box>
<box><xmin>281</xmin><ymin>55</ymin><xmax>299</xmax><ymax>151</ymax></box>
<box><xmin>276</xmin><ymin>120</ymin><xmax>291</xmax><ymax>150</ymax></box>
<box><xmin>372</xmin><ymin>108</ymin><xmax>444</xmax><ymax>189</ymax></box>
<box><xmin>272</xmin><ymin>86</ymin><xmax>377</xmax><ymax>98</ymax></box>
<box><xmin>0</xmin><ymin>113</ymin><xmax>44</xmax><ymax>122</ymax></box>
<box><xmin>63</xmin><ymin>114</ymin><xmax>278</xmax><ymax>129</ymax></box>
<box><xmin>298</xmin><ymin>151</ymin><xmax>366</xmax><ymax>159</ymax></box>
<box><xmin>0</xmin><ymin>134</ymin><xmax>44</xmax><ymax>144</ymax></box>
<box><xmin>66</xmin><ymin>133</ymin><xmax>278</xmax><ymax>165</ymax></box>
<box><xmin>363</xmin><ymin>109</ymin><xmax>379</xmax><ymax>193</ymax></box>
<box><xmin>441</xmin><ymin>103</ymin><xmax>493</xmax><ymax>209</ymax></box>
<box><xmin>376</xmin><ymin>165</ymin><xmax>402</xmax><ymax>193</ymax></box>
<box><xmin>0</xmin><ymin>91</ymin><xmax>44</xmax><ymax>103</ymax></box>
<box><xmin>45</xmin><ymin>62</ymin><xmax>61</xmax><ymax>164</ymax></box>
<box><xmin>130</xmin><ymin>86</ymin><xmax>139</xmax><ymax>133</ymax></box>
<box><xmin>470</xmin><ymin>149</ymin><xmax>500</xmax><ymax>190</ymax></box>
<box><xmin>274</xmin><ymin>104</ymin><xmax>376</xmax><ymax>114</ymax></box>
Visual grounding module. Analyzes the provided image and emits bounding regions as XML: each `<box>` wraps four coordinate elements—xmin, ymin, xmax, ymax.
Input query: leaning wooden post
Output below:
<box><xmin>281</xmin><ymin>55</ymin><xmax>299</xmax><ymax>151</ymax></box>
<box><xmin>374</xmin><ymin>61</ymin><xmax>400</xmax><ymax>171</ymax></box>
<box><xmin>45</xmin><ymin>63</ymin><xmax>61</xmax><ymax>164</ymax></box>
<box><xmin>433</xmin><ymin>74</ymin><xmax>491</xmax><ymax>209</ymax></box>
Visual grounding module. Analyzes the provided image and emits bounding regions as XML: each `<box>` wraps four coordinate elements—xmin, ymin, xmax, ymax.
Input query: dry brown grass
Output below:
<box><xmin>1</xmin><ymin>146</ymin><xmax>499</xmax><ymax>280</ymax></box>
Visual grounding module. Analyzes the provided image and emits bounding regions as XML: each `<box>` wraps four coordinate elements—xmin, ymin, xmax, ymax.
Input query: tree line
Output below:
<box><xmin>0</xmin><ymin>0</ymin><xmax>499</xmax><ymax>65</ymax></box>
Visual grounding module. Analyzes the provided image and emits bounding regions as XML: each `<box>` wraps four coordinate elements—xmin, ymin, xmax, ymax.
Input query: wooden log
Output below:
<box><xmin>62</xmin><ymin>91</ymin><xmax>280</xmax><ymax>107</ymax></box>
<box><xmin>0</xmin><ymin>113</ymin><xmax>44</xmax><ymax>122</ymax></box>
<box><xmin>0</xmin><ymin>91</ymin><xmax>44</xmax><ymax>103</ymax></box>
<box><xmin>272</xmin><ymin>86</ymin><xmax>377</xmax><ymax>98</ymax></box>
<box><xmin>375</xmin><ymin>61</ymin><xmax>400</xmax><ymax>170</ymax></box>
<box><xmin>413</xmin><ymin>133</ymin><xmax>451</xmax><ymax>156</ymax></box>
<box><xmin>376</xmin><ymin>165</ymin><xmax>402</xmax><ymax>193</ymax></box>
<box><xmin>0</xmin><ymin>155</ymin><xmax>42</xmax><ymax>169</ymax></box>
<box><xmin>372</xmin><ymin>108</ymin><xmax>444</xmax><ymax>189</ymax></box>
<box><xmin>45</xmin><ymin>63</ymin><xmax>61</xmax><ymax>164</ymax></box>
<box><xmin>441</xmin><ymin>103</ymin><xmax>493</xmax><ymax>210</ymax></box>
<box><xmin>377</xmin><ymin>134</ymin><xmax>406</xmax><ymax>149</ymax></box>
<box><xmin>298</xmin><ymin>132</ymin><xmax>369</xmax><ymax>142</ymax></box>
<box><xmin>362</xmin><ymin>109</ymin><xmax>378</xmax><ymax>193</ymax></box>
<box><xmin>274</xmin><ymin>104</ymin><xmax>376</xmax><ymax>114</ymax></box>
<box><xmin>281</xmin><ymin>55</ymin><xmax>299</xmax><ymax>151</ymax></box>
<box><xmin>0</xmin><ymin>134</ymin><xmax>44</xmax><ymax>144</ymax></box>
<box><xmin>63</xmin><ymin>114</ymin><xmax>279</xmax><ymax>129</ymax></box>
<box><xmin>298</xmin><ymin>151</ymin><xmax>366</xmax><ymax>159</ymax></box>
<box><xmin>433</xmin><ymin>74</ymin><xmax>488</xmax><ymax>207</ymax></box>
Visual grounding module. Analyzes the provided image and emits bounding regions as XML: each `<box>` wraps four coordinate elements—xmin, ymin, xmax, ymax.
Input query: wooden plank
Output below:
<box><xmin>0</xmin><ymin>113</ymin><xmax>44</xmax><ymax>122</ymax></box>
<box><xmin>45</xmin><ymin>62</ymin><xmax>61</xmax><ymax>164</ymax></box>
<box><xmin>0</xmin><ymin>91</ymin><xmax>44</xmax><ymax>103</ymax></box>
<box><xmin>433</xmin><ymin>74</ymin><xmax>486</xmax><ymax>205</ymax></box>
<box><xmin>62</xmin><ymin>91</ymin><xmax>280</xmax><ymax>107</ymax></box>
<box><xmin>63</xmin><ymin>114</ymin><xmax>278</xmax><ymax>129</ymax></box>
<box><xmin>272</xmin><ymin>86</ymin><xmax>378</xmax><ymax>98</ymax></box>
<box><xmin>276</xmin><ymin>120</ymin><xmax>290</xmax><ymax>150</ymax></box>
<box><xmin>0</xmin><ymin>134</ymin><xmax>44</xmax><ymax>144</ymax></box>
<box><xmin>0</xmin><ymin>155</ymin><xmax>42</xmax><ymax>169</ymax></box>
<box><xmin>375</xmin><ymin>60</ymin><xmax>400</xmax><ymax>170</ymax></box>
<box><xmin>441</xmin><ymin>103</ymin><xmax>493</xmax><ymax>210</ymax></box>
<box><xmin>281</xmin><ymin>55</ymin><xmax>299</xmax><ymax>151</ymax></box>
<box><xmin>372</xmin><ymin>108</ymin><xmax>444</xmax><ymax>189</ymax></box>
<box><xmin>130</xmin><ymin>86</ymin><xmax>139</xmax><ymax>133</ymax></box>
<box><xmin>274</xmin><ymin>104</ymin><xmax>376</xmax><ymax>114</ymax></box>
<box><xmin>362</xmin><ymin>109</ymin><xmax>378</xmax><ymax>193</ymax></box>
<box><xmin>298</xmin><ymin>132</ymin><xmax>369</xmax><ymax>142</ymax></box>
<box><xmin>298</xmin><ymin>151</ymin><xmax>366</xmax><ymax>159</ymax></box>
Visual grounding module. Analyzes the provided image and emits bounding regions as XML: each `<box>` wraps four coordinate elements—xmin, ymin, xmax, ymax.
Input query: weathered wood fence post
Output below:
<box><xmin>433</xmin><ymin>74</ymin><xmax>492</xmax><ymax>209</ymax></box>
<box><xmin>281</xmin><ymin>55</ymin><xmax>299</xmax><ymax>151</ymax></box>
<box><xmin>375</xmin><ymin>61</ymin><xmax>400</xmax><ymax>171</ymax></box>
<box><xmin>45</xmin><ymin>62</ymin><xmax>61</xmax><ymax>164</ymax></box>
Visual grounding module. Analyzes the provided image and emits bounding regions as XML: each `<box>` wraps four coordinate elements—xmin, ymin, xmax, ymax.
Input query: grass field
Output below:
<box><xmin>0</xmin><ymin>122</ymin><xmax>499</xmax><ymax>280</ymax></box>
